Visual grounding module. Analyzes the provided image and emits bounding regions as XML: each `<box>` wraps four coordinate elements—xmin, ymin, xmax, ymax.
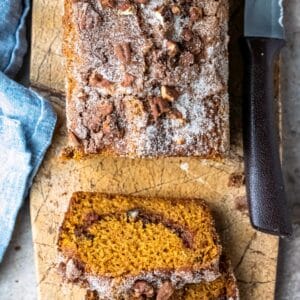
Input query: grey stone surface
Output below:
<box><xmin>0</xmin><ymin>201</ymin><xmax>37</xmax><ymax>300</ymax></box>
<box><xmin>276</xmin><ymin>1</ymin><xmax>300</xmax><ymax>299</ymax></box>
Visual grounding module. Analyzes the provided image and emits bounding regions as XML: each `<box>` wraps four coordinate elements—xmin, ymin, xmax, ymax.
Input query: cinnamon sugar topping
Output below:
<box><xmin>66</xmin><ymin>0</ymin><xmax>229</xmax><ymax>157</ymax></box>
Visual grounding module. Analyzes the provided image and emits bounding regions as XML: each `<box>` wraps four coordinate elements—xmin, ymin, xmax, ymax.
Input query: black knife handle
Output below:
<box><xmin>243</xmin><ymin>37</ymin><xmax>292</xmax><ymax>237</ymax></box>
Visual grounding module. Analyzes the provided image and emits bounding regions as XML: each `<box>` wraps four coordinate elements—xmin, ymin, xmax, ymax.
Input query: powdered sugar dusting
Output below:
<box><xmin>66</xmin><ymin>0</ymin><xmax>229</xmax><ymax>157</ymax></box>
<box><xmin>173</xmin><ymin>15</ymin><xmax>189</xmax><ymax>41</ymax></box>
<box><xmin>87</xmin><ymin>276</ymin><xmax>113</xmax><ymax>296</ymax></box>
<box><xmin>142</xmin><ymin>0</ymin><xmax>165</xmax><ymax>27</ymax></box>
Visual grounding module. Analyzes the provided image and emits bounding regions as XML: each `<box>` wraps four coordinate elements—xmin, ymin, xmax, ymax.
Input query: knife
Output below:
<box><xmin>243</xmin><ymin>0</ymin><xmax>292</xmax><ymax>236</ymax></box>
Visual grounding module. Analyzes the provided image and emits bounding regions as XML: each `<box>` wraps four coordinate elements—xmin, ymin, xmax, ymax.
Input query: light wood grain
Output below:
<box><xmin>30</xmin><ymin>1</ymin><xmax>278</xmax><ymax>299</ymax></box>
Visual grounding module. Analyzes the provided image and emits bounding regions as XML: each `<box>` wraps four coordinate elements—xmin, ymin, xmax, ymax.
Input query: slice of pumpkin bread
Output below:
<box><xmin>57</xmin><ymin>192</ymin><xmax>222</xmax><ymax>299</ymax></box>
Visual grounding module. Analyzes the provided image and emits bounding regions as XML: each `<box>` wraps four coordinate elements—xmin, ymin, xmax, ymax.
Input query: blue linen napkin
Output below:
<box><xmin>0</xmin><ymin>0</ymin><xmax>57</xmax><ymax>261</ymax></box>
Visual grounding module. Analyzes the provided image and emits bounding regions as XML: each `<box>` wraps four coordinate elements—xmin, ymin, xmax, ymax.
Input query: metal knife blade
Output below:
<box><xmin>244</xmin><ymin>0</ymin><xmax>284</xmax><ymax>39</ymax></box>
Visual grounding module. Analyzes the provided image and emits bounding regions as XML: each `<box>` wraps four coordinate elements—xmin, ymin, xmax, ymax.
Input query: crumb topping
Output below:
<box><xmin>65</xmin><ymin>0</ymin><xmax>229</xmax><ymax>156</ymax></box>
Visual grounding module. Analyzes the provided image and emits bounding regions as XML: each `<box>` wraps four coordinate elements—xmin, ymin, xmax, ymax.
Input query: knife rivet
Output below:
<box><xmin>261</xmin><ymin>52</ymin><xmax>264</xmax><ymax>56</ymax></box>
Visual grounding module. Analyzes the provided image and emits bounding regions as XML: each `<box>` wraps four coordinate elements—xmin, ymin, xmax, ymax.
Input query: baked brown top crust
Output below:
<box><xmin>64</xmin><ymin>0</ymin><xmax>229</xmax><ymax>157</ymax></box>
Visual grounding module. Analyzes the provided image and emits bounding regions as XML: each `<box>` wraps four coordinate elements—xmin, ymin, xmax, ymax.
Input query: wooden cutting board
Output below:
<box><xmin>29</xmin><ymin>0</ymin><xmax>279</xmax><ymax>299</ymax></box>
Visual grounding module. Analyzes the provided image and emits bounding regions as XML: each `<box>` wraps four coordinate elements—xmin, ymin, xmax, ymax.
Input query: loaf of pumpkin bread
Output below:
<box><xmin>63</xmin><ymin>0</ymin><xmax>229</xmax><ymax>157</ymax></box>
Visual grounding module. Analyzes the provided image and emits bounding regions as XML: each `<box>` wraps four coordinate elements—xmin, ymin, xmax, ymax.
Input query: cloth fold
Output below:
<box><xmin>0</xmin><ymin>0</ymin><xmax>57</xmax><ymax>262</ymax></box>
<box><xmin>0</xmin><ymin>0</ymin><xmax>30</xmax><ymax>78</ymax></box>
